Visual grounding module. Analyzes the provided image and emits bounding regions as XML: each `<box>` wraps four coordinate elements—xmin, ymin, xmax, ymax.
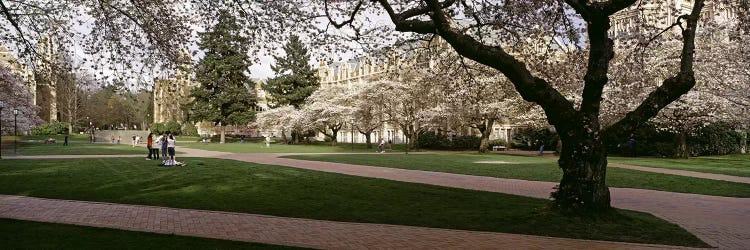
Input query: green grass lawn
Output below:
<box><xmin>18</xmin><ymin>134</ymin><xmax>92</xmax><ymax>142</ymax></box>
<box><xmin>0</xmin><ymin>157</ymin><xmax>706</xmax><ymax>247</ymax></box>
<box><xmin>2</xmin><ymin>141</ymin><xmax>147</xmax><ymax>156</ymax></box>
<box><xmin>184</xmin><ymin>141</ymin><xmax>417</xmax><ymax>153</ymax></box>
<box><xmin>284</xmin><ymin>154</ymin><xmax>750</xmax><ymax>197</ymax></box>
<box><xmin>611</xmin><ymin>154</ymin><xmax>750</xmax><ymax>177</ymax></box>
<box><xmin>0</xmin><ymin>218</ymin><xmax>302</xmax><ymax>249</ymax></box>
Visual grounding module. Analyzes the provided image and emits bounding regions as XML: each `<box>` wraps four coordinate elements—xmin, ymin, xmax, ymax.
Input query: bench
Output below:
<box><xmin>492</xmin><ymin>146</ymin><xmax>506</xmax><ymax>151</ymax></box>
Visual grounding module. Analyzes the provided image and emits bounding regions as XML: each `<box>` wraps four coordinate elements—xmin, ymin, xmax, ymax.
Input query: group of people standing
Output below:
<box><xmin>146</xmin><ymin>132</ymin><xmax>177</xmax><ymax>165</ymax></box>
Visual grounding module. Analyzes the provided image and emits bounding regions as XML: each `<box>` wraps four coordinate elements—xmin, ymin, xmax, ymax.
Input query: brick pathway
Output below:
<box><xmin>0</xmin><ymin>195</ymin><xmax>686</xmax><ymax>250</ymax></box>
<box><xmin>4</xmin><ymin>148</ymin><xmax>750</xmax><ymax>249</ymax></box>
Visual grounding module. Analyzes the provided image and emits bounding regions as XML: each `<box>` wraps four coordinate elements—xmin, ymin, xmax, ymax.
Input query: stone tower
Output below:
<box><xmin>35</xmin><ymin>35</ymin><xmax>60</xmax><ymax>122</ymax></box>
<box><xmin>153</xmin><ymin>50</ymin><xmax>195</xmax><ymax>123</ymax></box>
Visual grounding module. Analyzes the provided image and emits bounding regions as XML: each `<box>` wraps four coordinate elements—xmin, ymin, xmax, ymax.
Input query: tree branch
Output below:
<box><xmin>324</xmin><ymin>0</ymin><xmax>363</xmax><ymax>29</ymax></box>
<box><xmin>564</xmin><ymin>0</ymin><xmax>638</xmax><ymax>21</ymax></box>
<box><xmin>408</xmin><ymin>0</ymin><xmax>578</xmax><ymax>131</ymax></box>
<box><xmin>604</xmin><ymin>0</ymin><xmax>705</xmax><ymax>138</ymax></box>
<box><xmin>0</xmin><ymin>0</ymin><xmax>35</xmax><ymax>55</ymax></box>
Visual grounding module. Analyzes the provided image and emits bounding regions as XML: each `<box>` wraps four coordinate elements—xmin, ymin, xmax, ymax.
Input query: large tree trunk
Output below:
<box><xmin>330</xmin><ymin>127</ymin><xmax>340</xmax><ymax>146</ymax></box>
<box><xmin>220</xmin><ymin>126</ymin><xmax>226</xmax><ymax>144</ymax></box>
<box><xmin>360</xmin><ymin>131</ymin><xmax>372</xmax><ymax>148</ymax></box>
<box><xmin>402</xmin><ymin>127</ymin><xmax>410</xmax><ymax>155</ymax></box>
<box><xmin>551</xmin><ymin>132</ymin><xmax>611</xmax><ymax>213</ymax></box>
<box><xmin>409</xmin><ymin>131</ymin><xmax>418</xmax><ymax>150</ymax></box>
<box><xmin>674</xmin><ymin>131</ymin><xmax>688</xmax><ymax>159</ymax></box>
<box><xmin>478</xmin><ymin>119</ymin><xmax>494</xmax><ymax>153</ymax></box>
<box><xmin>739</xmin><ymin>130</ymin><xmax>747</xmax><ymax>154</ymax></box>
<box><xmin>292</xmin><ymin>130</ymin><xmax>300</xmax><ymax>144</ymax></box>
<box><xmin>478</xmin><ymin>133</ymin><xmax>490</xmax><ymax>153</ymax></box>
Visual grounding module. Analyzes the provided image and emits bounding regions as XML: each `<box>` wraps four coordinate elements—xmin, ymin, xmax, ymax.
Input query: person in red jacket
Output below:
<box><xmin>146</xmin><ymin>133</ymin><xmax>154</xmax><ymax>160</ymax></box>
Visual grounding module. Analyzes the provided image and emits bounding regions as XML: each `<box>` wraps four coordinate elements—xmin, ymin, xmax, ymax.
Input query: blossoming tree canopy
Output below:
<box><xmin>316</xmin><ymin>0</ymin><xmax>714</xmax><ymax>212</ymax></box>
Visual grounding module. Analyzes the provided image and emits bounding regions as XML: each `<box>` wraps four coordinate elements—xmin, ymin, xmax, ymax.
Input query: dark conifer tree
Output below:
<box><xmin>263</xmin><ymin>35</ymin><xmax>319</xmax><ymax>109</ymax></box>
<box><xmin>186</xmin><ymin>10</ymin><xmax>256</xmax><ymax>143</ymax></box>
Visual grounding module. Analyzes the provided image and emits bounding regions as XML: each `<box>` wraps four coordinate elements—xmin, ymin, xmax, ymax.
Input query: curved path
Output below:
<box><xmin>3</xmin><ymin>148</ymin><xmax>749</xmax><ymax>249</ymax></box>
<box><xmin>0</xmin><ymin>195</ymin><xmax>682</xmax><ymax>250</ymax></box>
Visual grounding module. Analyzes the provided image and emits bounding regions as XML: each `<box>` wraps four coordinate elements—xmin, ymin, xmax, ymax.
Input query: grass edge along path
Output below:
<box><xmin>283</xmin><ymin>154</ymin><xmax>750</xmax><ymax>197</ymax></box>
<box><xmin>610</xmin><ymin>154</ymin><xmax>750</xmax><ymax>177</ymax></box>
<box><xmin>0</xmin><ymin>218</ymin><xmax>304</xmax><ymax>249</ymax></box>
<box><xmin>0</xmin><ymin>157</ymin><xmax>707</xmax><ymax>247</ymax></box>
<box><xmin>6</xmin><ymin>142</ymin><xmax>146</xmax><ymax>156</ymax></box>
<box><xmin>182</xmin><ymin>141</ymin><xmax>417</xmax><ymax>154</ymax></box>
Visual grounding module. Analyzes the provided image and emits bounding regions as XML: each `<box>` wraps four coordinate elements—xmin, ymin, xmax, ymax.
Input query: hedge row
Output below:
<box><xmin>416</xmin><ymin>131</ymin><xmax>481</xmax><ymax>150</ymax></box>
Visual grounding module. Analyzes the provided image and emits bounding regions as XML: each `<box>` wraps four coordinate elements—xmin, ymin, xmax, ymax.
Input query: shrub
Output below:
<box><xmin>150</xmin><ymin>123</ymin><xmax>165</xmax><ymax>134</ymax></box>
<box><xmin>606</xmin><ymin>122</ymin><xmax>743</xmax><ymax>157</ymax></box>
<box><xmin>181</xmin><ymin>123</ymin><xmax>198</xmax><ymax>136</ymax></box>
<box><xmin>605</xmin><ymin>123</ymin><xmax>674</xmax><ymax>157</ymax></box>
<box><xmin>151</xmin><ymin>121</ymin><xmax>183</xmax><ymax>136</ymax></box>
<box><xmin>417</xmin><ymin>131</ymin><xmax>481</xmax><ymax>150</ymax></box>
<box><xmin>164</xmin><ymin>121</ymin><xmax>182</xmax><ymax>135</ymax></box>
<box><xmin>488</xmin><ymin>139</ymin><xmax>509</xmax><ymax>148</ymax></box>
<box><xmin>31</xmin><ymin>121</ymin><xmax>69</xmax><ymax>135</ymax></box>
<box><xmin>417</xmin><ymin>131</ymin><xmax>451</xmax><ymax>150</ymax></box>
<box><xmin>688</xmin><ymin>123</ymin><xmax>742</xmax><ymax>156</ymax></box>
<box><xmin>512</xmin><ymin>127</ymin><xmax>558</xmax><ymax>151</ymax></box>
<box><xmin>452</xmin><ymin>135</ymin><xmax>481</xmax><ymax>150</ymax></box>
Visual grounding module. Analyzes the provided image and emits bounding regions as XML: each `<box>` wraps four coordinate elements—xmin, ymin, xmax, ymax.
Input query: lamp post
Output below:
<box><xmin>0</xmin><ymin>101</ymin><xmax>4</xmax><ymax>159</ymax></box>
<box><xmin>13</xmin><ymin>108</ymin><xmax>18</xmax><ymax>155</ymax></box>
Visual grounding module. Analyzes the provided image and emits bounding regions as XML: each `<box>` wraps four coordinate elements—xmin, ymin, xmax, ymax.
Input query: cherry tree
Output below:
<box><xmin>304</xmin><ymin>85</ymin><xmax>354</xmax><ymax>146</ymax></box>
<box><xmin>316</xmin><ymin>0</ymin><xmax>710</xmax><ymax>212</ymax></box>
<box><xmin>374</xmin><ymin>72</ymin><xmax>440</xmax><ymax>151</ymax></box>
<box><xmin>350</xmin><ymin>83</ymin><xmax>387</xmax><ymax>149</ymax></box>
<box><xmin>256</xmin><ymin>105</ymin><xmax>312</xmax><ymax>144</ymax></box>
<box><xmin>604</xmin><ymin>13</ymin><xmax>750</xmax><ymax>158</ymax></box>
<box><xmin>0</xmin><ymin>66</ymin><xmax>43</xmax><ymax>134</ymax></box>
<box><xmin>427</xmin><ymin>48</ymin><xmax>525</xmax><ymax>153</ymax></box>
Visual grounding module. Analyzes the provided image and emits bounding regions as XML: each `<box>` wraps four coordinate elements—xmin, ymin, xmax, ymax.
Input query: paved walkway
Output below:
<box><xmin>4</xmin><ymin>148</ymin><xmax>750</xmax><ymax>249</ymax></box>
<box><xmin>0</xmin><ymin>195</ymin><xmax>685</xmax><ymax>250</ymax></box>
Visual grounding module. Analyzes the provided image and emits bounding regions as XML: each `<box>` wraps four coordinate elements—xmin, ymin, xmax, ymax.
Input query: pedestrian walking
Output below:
<box><xmin>377</xmin><ymin>138</ymin><xmax>385</xmax><ymax>153</ymax></box>
<box><xmin>538</xmin><ymin>141</ymin><xmax>545</xmax><ymax>156</ymax></box>
<box><xmin>265</xmin><ymin>135</ymin><xmax>271</xmax><ymax>148</ymax></box>
<box><xmin>628</xmin><ymin>136</ymin><xmax>636</xmax><ymax>157</ymax></box>
<box><xmin>63</xmin><ymin>134</ymin><xmax>69</xmax><ymax>146</ymax></box>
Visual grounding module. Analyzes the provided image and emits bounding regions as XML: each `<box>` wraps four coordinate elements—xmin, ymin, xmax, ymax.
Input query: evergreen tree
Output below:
<box><xmin>186</xmin><ymin>11</ymin><xmax>256</xmax><ymax>143</ymax></box>
<box><xmin>263</xmin><ymin>35</ymin><xmax>319</xmax><ymax>108</ymax></box>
